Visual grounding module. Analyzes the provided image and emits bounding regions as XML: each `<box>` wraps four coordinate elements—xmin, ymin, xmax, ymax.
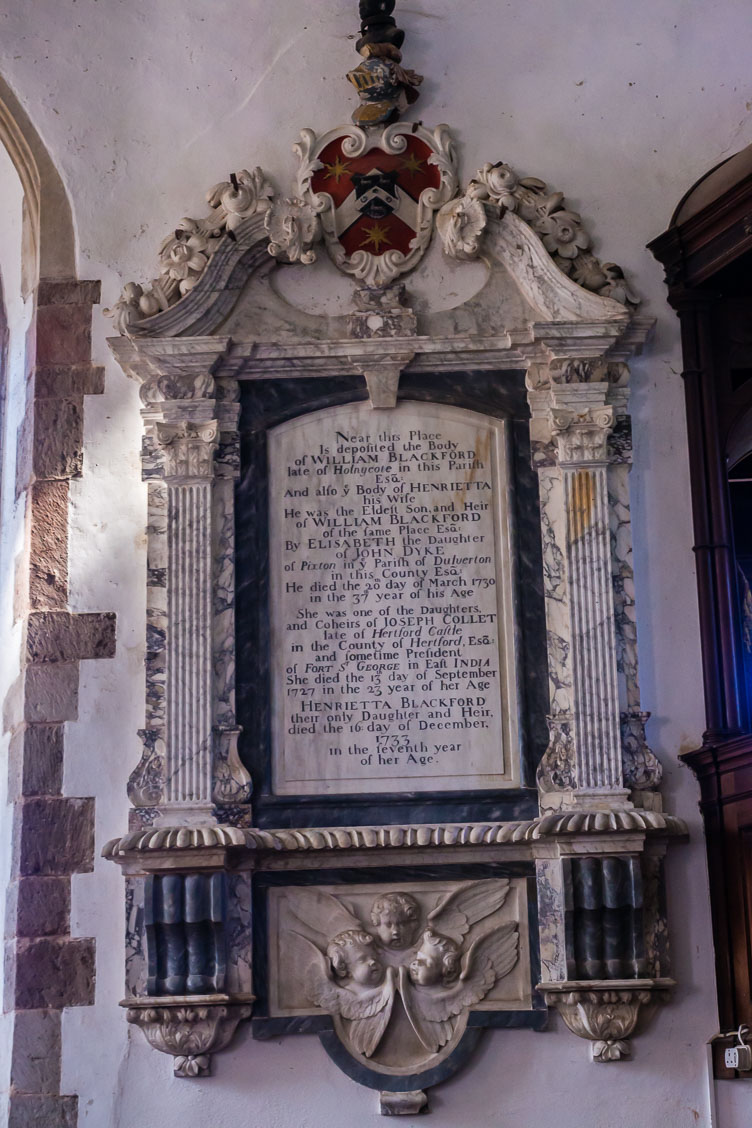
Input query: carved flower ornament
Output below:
<box><xmin>538</xmin><ymin>209</ymin><xmax>591</xmax><ymax>259</ymax></box>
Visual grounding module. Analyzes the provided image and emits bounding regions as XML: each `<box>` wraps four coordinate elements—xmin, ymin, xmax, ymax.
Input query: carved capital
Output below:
<box><xmin>550</xmin><ymin>405</ymin><xmax>614</xmax><ymax>464</ymax></box>
<box><xmin>156</xmin><ymin>420</ymin><xmax>219</xmax><ymax>480</ymax></box>
<box><xmin>541</xmin><ymin>980</ymin><xmax>672</xmax><ymax>1062</ymax></box>
<box><xmin>125</xmin><ymin>997</ymin><xmax>252</xmax><ymax>1077</ymax></box>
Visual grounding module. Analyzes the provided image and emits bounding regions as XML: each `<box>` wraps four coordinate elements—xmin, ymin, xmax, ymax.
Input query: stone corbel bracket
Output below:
<box><xmin>539</xmin><ymin>980</ymin><xmax>673</xmax><ymax>1062</ymax></box>
<box><xmin>124</xmin><ymin>995</ymin><xmax>253</xmax><ymax>1077</ymax></box>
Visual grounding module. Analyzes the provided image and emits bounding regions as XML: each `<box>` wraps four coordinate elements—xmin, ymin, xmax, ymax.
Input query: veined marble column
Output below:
<box><xmin>157</xmin><ymin>420</ymin><xmax>220</xmax><ymax>812</ymax></box>
<box><xmin>550</xmin><ymin>396</ymin><xmax>624</xmax><ymax>798</ymax></box>
<box><xmin>530</xmin><ymin>369</ymin><xmax>631</xmax><ymax>809</ymax></box>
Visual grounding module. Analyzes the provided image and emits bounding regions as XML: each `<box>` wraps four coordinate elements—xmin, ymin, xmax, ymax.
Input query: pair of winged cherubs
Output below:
<box><xmin>291</xmin><ymin>879</ymin><xmax>519</xmax><ymax>1059</ymax></box>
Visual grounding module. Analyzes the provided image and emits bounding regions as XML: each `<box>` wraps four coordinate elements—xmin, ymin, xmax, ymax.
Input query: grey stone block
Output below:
<box><xmin>10</xmin><ymin>1009</ymin><xmax>62</xmax><ymax>1094</ymax></box>
<box><xmin>23</xmin><ymin>664</ymin><xmax>79</xmax><ymax>723</ymax></box>
<box><xmin>18</xmin><ymin>796</ymin><xmax>95</xmax><ymax>876</ymax></box>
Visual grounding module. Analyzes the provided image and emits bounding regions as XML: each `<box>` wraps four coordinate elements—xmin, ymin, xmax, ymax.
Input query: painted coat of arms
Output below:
<box><xmin>296</xmin><ymin>122</ymin><xmax>458</xmax><ymax>287</ymax></box>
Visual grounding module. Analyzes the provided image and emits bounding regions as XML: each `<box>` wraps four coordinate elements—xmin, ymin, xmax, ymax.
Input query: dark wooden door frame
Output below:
<box><xmin>650</xmin><ymin>163</ymin><xmax>752</xmax><ymax>1075</ymax></box>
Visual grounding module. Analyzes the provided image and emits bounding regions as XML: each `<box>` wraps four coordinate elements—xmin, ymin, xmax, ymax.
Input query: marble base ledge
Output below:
<box><xmin>123</xmin><ymin>994</ymin><xmax>254</xmax><ymax>1077</ymax></box>
<box><xmin>539</xmin><ymin>979</ymin><xmax>673</xmax><ymax>1062</ymax></box>
<box><xmin>380</xmin><ymin>1090</ymin><xmax>429</xmax><ymax>1117</ymax></box>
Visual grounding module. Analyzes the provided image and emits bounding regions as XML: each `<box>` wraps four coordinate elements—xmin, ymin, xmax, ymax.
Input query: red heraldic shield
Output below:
<box><xmin>311</xmin><ymin>135</ymin><xmax>441</xmax><ymax>261</ymax></box>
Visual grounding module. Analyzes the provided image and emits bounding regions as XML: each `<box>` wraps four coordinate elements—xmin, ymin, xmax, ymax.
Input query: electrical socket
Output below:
<box><xmin>725</xmin><ymin>1044</ymin><xmax>752</xmax><ymax>1071</ymax></box>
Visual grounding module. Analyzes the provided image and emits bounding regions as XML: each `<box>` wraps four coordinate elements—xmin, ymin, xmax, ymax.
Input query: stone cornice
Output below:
<box><xmin>103</xmin><ymin>811</ymin><xmax>688</xmax><ymax>871</ymax></box>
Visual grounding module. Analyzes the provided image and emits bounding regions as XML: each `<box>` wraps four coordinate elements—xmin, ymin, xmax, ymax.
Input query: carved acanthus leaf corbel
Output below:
<box><xmin>125</xmin><ymin>999</ymin><xmax>253</xmax><ymax>1078</ymax></box>
<box><xmin>541</xmin><ymin>981</ymin><xmax>672</xmax><ymax>1062</ymax></box>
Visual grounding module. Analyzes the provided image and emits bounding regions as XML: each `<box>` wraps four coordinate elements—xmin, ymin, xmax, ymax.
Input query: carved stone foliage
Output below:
<box><xmin>440</xmin><ymin>161</ymin><xmax>639</xmax><ymax>308</ymax></box>
<box><xmin>541</xmin><ymin>983</ymin><xmax>671</xmax><ymax>1062</ymax></box>
<box><xmin>295</xmin><ymin>122</ymin><xmax>458</xmax><ymax>287</ymax></box>
<box><xmin>537</xmin><ymin>714</ymin><xmax>577</xmax><ymax>794</ymax></box>
<box><xmin>275</xmin><ymin>880</ymin><xmax>521</xmax><ymax>1073</ymax></box>
<box><xmin>436</xmin><ymin>189</ymin><xmax>489</xmax><ymax>261</ymax></box>
<box><xmin>128</xmin><ymin>729</ymin><xmax>165</xmax><ymax>808</ymax></box>
<box><xmin>104</xmin><ymin>168</ymin><xmax>274</xmax><ymax>333</ymax></box>
<box><xmin>265</xmin><ymin>197</ymin><xmax>320</xmax><ymax>264</ymax></box>
<box><xmin>125</xmin><ymin>999</ymin><xmax>252</xmax><ymax>1077</ymax></box>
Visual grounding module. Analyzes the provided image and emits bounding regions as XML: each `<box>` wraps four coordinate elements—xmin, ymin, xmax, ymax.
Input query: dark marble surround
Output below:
<box><xmin>235</xmin><ymin>370</ymin><xmax>548</xmax><ymax>828</ymax></box>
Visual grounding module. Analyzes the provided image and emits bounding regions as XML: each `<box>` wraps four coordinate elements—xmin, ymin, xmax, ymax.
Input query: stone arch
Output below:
<box><xmin>0</xmin><ymin>72</ymin><xmax>75</xmax><ymax>284</ymax></box>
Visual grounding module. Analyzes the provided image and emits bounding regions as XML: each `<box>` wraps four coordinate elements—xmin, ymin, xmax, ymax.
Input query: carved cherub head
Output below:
<box><xmin>327</xmin><ymin>929</ymin><xmax>385</xmax><ymax>987</ymax></box>
<box><xmin>408</xmin><ymin>930</ymin><xmax>461</xmax><ymax>987</ymax></box>
<box><xmin>370</xmin><ymin>892</ymin><xmax>421</xmax><ymax>950</ymax></box>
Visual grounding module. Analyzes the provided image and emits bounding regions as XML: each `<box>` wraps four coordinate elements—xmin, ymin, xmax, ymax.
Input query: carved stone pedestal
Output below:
<box><xmin>380</xmin><ymin>1090</ymin><xmax>428</xmax><ymax>1116</ymax></box>
<box><xmin>540</xmin><ymin>979</ymin><xmax>672</xmax><ymax>1062</ymax></box>
<box><xmin>124</xmin><ymin>996</ymin><xmax>253</xmax><ymax>1077</ymax></box>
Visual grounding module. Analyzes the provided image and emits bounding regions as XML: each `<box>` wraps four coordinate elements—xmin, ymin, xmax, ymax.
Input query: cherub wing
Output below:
<box><xmin>287</xmin><ymin>888</ymin><xmax>364</xmax><ymax>947</ymax></box>
<box><xmin>400</xmin><ymin>923</ymin><xmax>519</xmax><ymax>1053</ymax></box>
<box><xmin>301</xmin><ymin>937</ymin><xmax>395</xmax><ymax>1058</ymax></box>
<box><xmin>426</xmin><ymin>879</ymin><xmax>511</xmax><ymax>945</ymax></box>
<box><xmin>399</xmin><ymin>965</ymin><xmax>458</xmax><ymax>1054</ymax></box>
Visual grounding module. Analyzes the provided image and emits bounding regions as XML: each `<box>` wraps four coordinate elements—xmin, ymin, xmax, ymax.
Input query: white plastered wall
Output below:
<box><xmin>0</xmin><ymin>1</ymin><xmax>750</xmax><ymax>1125</ymax></box>
<box><xmin>0</xmin><ymin>141</ymin><xmax>32</xmax><ymax>1112</ymax></box>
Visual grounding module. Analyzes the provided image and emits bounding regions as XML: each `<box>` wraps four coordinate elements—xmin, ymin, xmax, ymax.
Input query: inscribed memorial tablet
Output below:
<box><xmin>268</xmin><ymin>401</ymin><xmax>518</xmax><ymax>795</ymax></box>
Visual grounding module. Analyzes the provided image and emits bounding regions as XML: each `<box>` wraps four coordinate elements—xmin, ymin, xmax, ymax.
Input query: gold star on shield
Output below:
<box><xmin>323</xmin><ymin>156</ymin><xmax>351</xmax><ymax>183</ymax></box>
<box><xmin>401</xmin><ymin>152</ymin><xmax>425</xmax><ymax>177</ymax></box>
<box><xmin>360</xmin><ymin>223</ymin><xmax>390</xmax><ymax>252</ymax></box>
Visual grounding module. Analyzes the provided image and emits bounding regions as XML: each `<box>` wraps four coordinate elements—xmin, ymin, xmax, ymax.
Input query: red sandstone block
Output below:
<box><xmin>23</xmin><ymin>663</ymin><xmax>78</xmax><ymax>723</ymax></box>
<box><xmin>37</xmin><ymin>279</ymin><xmax>101</xmax><ymax>306</ymax></box>
<box><xmin>17</xmin><ymin>796</ymin><xmax>95</xmax><ymax>876</ymax></box>
<box><xmin>8</xmin><ymin>1094</ymin><xmax>78</xmax><ymax>1128</ymax></box>
<box><xmin>33</xmin><ymin>398</ymin><xmax>83</xmax><ymax>479</ymax></box>
<box><xmin>34</xmin><ymin>364</ymin><xmax>105</xmax><ymax>398</ymax></box>
<box><xmin>7</xmin><ymin>875</ymin><xmax>70</xmax><ymax>937</ymax></box>
<box><xmin>35</xmin><ymin>304</ymin><xmax>92</xmax><ymax>366</ymax></box>
<box><xmin>8</xmin><ymin>723</ymin><xmax>64</xmax><ymax>799</ymax></box>
<box><xmin>26</xmin><ymin>611</ymin><xmax>117</xmax><ymax>664</ymax></box>
<box><xmin>13</xmin><ymin>936</ymin><xmax>95</xmax><ymax>1008</ymax></box>
<box><xmin>29</xmin><ymin>480</ymin><xmax>68</xmax><ymax>610</ymax></box>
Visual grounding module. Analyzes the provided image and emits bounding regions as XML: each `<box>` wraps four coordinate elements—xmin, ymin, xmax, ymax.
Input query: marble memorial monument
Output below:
<box><xmin>104</xmin><ymin>0</ymin><xmax>684</xmax><ymax>1113</ymax></box>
